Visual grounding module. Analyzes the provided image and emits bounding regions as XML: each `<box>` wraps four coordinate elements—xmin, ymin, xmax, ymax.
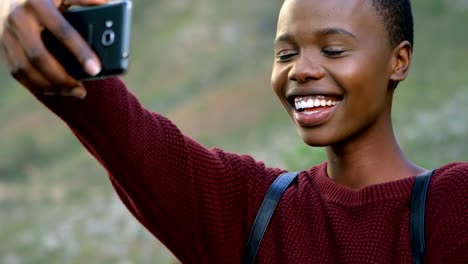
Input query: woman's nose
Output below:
<box><xmin>288</xmin><ymin>54</ymin><xmax>325</xmax><ymax>83</ymax></box>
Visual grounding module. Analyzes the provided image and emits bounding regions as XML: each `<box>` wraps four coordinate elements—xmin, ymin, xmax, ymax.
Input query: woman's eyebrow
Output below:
<box><xmin>274</xmin><ymin>33</ymin><xmax>294</xmax><ymax>47</ymax></box>
<box><xmin>317</xmin><ymin>27</ymin><xmax>357</xmax><ymax>39</ymax></box>
<box><xmin>274</xmin><ymin>27</ymin><xmax>357</xmax><ymax>46</ymax></box>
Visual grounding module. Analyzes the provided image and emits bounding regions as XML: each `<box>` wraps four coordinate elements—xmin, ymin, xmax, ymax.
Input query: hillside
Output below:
<box><xmin>1</xmin><ymin>0</ymin><xmax>468</xmax><ymax>263</ymax></box>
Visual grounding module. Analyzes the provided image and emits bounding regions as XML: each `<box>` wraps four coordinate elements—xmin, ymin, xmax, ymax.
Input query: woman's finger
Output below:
<box><xmin>26</xmin><ymin>0</ymin><xmax>102</xmax><ymax>77</ymax></box>
<box><xmin>55</xmin><ymin>0</ymin><xmax>109</xmax><ymax>12</ymax></box>
<box><xmin>1</xmin><ymin>27</ymin><xmax>53</xmax><ymax>92</ymax></box>
<box><xmin>62</xmin><ymin>0</ymin><xmax>109</xmax><ymax>6</ymax></box>
<box><xmin>7</xmin><ymin>7</ymin><xmax>85</xmax><ymax>90</ymax></box>
<box><xmin>1</xmin><ymin>42</ymin><xmax>41</xmax><ymax>92</ymax></box>
<box><xmin>2</xmin><ymin>27</ymin><xmax>86</xmax><ymax>98</ymax></box>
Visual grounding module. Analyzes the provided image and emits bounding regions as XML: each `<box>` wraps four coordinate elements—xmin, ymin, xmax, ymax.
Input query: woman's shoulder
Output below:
<box><xmin>425</xmin><ymin>162</ymin><xmax>468</xmax><ymax>258</ymax></box>
<box><xmin>427</xmin><ymin>162</ymin><xmax>468</xmax><ymax>201</ymax></box>
<box><xmin>431</xmin><ymin>161</ymin><xmax>468</xmax><ymax>187</ymax></box>
<box><xmin>426</xmin><ymin>161</ymin><xmax>468</xmax><ymax>219</ymax></box>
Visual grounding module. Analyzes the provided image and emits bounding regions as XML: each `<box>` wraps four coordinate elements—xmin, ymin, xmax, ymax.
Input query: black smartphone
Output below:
<box><xmin>41</xmin><ymin>1</ymin><xmax>133</xmax><ymax>80</ymax></box>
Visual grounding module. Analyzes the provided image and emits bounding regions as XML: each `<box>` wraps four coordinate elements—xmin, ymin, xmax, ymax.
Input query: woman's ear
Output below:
<box><xmin>390</xmin><ymin>40</ymin><xmax>412</xmax><ymax>83</ymax></box>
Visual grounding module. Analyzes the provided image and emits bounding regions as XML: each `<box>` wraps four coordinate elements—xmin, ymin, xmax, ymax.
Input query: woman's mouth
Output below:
<box><xmin>292</xmin><ymin>95</ymin><xmax>342</xmax><ymax>126</ymax></box>
<box><xmin>294</xmin><ymin>96</ymin><xmax>340</xmax><ymax>110</ymax></box>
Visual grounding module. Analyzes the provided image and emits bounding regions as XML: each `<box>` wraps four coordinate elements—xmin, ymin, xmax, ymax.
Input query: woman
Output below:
<box><xmin>2</xmin><ymin>0</ymin><xmax>468</xmax><ymax>262</ymax></box>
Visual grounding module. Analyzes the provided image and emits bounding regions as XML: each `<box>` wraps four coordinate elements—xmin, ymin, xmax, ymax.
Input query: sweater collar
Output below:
<box><xmin>309</xmin><ymin>162</ymin><xmax>416</xmax><ymax>206</ymax></box>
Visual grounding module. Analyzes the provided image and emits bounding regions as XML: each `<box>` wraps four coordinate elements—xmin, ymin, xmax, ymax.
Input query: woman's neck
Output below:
<box><xmin>325</xmin><ymin>123</ymin><xmax>425</xmax><ymax>189</ymax></box>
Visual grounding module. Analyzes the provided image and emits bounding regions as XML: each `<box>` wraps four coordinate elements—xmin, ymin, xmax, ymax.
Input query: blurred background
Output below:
<box><xmin>1</xmin><ymin>0</ymin><xmax>468</xmax><ymax>263</ymax></box>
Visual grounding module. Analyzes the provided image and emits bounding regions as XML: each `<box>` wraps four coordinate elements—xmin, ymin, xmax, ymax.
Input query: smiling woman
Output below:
<box><xmin>1</xmin><ymin>0</ymin><xmax>468</xmax><ymax>263</ymax></box>
<box><xmin>271</xmin><ymin>0</ymin><xmax>413</xmax><ymax>182</ymax></box>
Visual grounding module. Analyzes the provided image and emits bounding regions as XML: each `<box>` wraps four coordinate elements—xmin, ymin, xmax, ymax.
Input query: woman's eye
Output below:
<box><xmin>276</xmin><ymin>51</ymin><xmax>297</xmax><ymax>61</ymax></box>
<box><xmin>322</xmin><ymin>49</ymin><xmax>346</xmax><ymax>57</ymax></box>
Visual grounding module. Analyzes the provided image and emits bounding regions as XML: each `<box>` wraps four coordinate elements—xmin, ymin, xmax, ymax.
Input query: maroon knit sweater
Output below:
<box><xmin>36</xmin><ymin>78</ymin><xmax>468</xmax><ymax>263</ymax></box>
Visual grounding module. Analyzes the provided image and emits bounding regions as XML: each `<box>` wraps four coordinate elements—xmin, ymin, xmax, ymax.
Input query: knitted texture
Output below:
<box><xmin>36</xmin><ymin>78</ymin><xmax>468</xmax><ymax>263</ymax></box>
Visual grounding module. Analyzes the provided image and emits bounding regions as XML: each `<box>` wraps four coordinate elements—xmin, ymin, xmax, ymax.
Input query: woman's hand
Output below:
<box><xmin>1</xmin><ymin>0</ymin><xmax>109</xmax><ymax>99</ymax></box>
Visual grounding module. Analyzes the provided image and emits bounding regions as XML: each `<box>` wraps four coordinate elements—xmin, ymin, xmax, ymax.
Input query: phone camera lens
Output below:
<box><xmin>101</xmin><ymin>30</ymin><xmax>115</xmax><ymax>46</ymax></box>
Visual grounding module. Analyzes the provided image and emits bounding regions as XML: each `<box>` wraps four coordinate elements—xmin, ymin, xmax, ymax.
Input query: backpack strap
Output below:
<box><xmin>411</xmin><ymin>169</ymin><xmax>435</xmax><ymax>264</ymax></box>
<box><xmin>243</xmin><ymin>169</ymin><xmax>434</xmax><ymax>264</ymax></box>
<box><xmin>242</xmin><ymin>172</ymin><xmax>300</xmax><ymax>264</ymax></box>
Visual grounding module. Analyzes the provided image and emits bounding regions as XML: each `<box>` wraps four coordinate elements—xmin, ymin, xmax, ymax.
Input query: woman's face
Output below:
<box><xmin>271</xmin><ymin>0</ymin><xmax>400</xmax><ymax>147</ymax></box>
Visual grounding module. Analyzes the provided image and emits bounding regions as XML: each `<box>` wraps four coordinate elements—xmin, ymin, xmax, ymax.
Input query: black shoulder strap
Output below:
<box><xmin>411</xmin><ymin>169</ymin><xmax>435</xmax><ymax>264</ymax></box>
<box><xmin>243</xmin><ymin>169</ymin><xmax>433</xmax><ymax>264</ymax></box>
<box><xmin>242</xmin><ymin>172</ymin><xmax>299</xmax><ymax>264</ymax></box>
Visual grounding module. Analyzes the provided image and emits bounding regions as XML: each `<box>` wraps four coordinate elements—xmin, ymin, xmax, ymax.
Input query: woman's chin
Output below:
<box><xmin>298</xmin><ymin>131</ymin><xmax>333</xmax><ymax>147</ymax></box>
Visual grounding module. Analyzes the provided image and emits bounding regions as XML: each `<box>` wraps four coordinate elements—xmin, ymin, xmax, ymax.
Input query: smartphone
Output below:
<box><xmin>41</xmin><ymin>1</ymin><xmax>133</xmax><ymax>80</ymax></box>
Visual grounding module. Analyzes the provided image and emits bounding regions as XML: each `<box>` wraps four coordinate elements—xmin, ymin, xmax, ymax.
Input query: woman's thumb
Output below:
<box><xmin>61</xmin><ymin>0</ymin><xmax>110</xmax><ymax>7</ymax></box>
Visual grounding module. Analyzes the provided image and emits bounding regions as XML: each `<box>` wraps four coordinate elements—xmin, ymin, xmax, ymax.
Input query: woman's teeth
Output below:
<box><xmin>294</xmin><ymin>96</ymin><xmax>340</xmax><ymax>111</ymax></box>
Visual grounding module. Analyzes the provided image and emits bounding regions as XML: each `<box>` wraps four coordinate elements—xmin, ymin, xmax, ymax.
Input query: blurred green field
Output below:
<box><xmin>1</xmin><ymin>0</ymin><xmax>468</xmax><ymax>263</ymax></box>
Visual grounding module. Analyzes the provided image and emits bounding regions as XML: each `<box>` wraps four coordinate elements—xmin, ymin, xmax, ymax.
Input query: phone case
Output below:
<box><xmin>42</xmin><ymin>1</ymin><xmax>133</xmax><ymax>80</ymax></box>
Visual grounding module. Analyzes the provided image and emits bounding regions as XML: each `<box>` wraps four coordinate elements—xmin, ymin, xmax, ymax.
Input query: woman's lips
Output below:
<box><xmin>292</xmin><ymin>95</ymin><xmax>341</xmax><ymax>126</ymax></box>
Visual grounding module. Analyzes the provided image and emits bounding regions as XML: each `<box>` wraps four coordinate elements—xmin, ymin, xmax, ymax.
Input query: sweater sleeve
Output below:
<box><xmin>425</xmin><ymin>163</ymin><xmax>468</xmax><ymax>263</ymax></box>
<box><xmin>35</xmin><ymin>78</ymin><xmax>282</xmax><ymax>263</ymax></box>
